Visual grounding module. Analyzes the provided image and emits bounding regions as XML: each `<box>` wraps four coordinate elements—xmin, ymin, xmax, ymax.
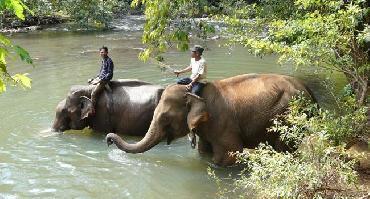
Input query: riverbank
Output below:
<box><xmin>0</xmin><ymin>15</ymin><xmax>68</xmax><ymax>33</ymax></box>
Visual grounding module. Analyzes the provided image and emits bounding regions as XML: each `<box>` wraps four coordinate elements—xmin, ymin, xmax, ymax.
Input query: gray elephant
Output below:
<box><xmin>52</xmin><ymin>79</ymin><xmax>164</xmax><ymax>136</ymax></box>
<box><xmin>106</xmin><ymin>74</ymin><xmax>315</xmax><ymax>166</ymax></box>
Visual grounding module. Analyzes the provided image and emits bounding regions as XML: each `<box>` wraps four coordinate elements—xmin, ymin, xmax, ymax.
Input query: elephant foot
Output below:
<box><xmin>212</xmin><ymin>154</ymin><xmax>237</xmax><ymax>167</ymax></box>
<box><xmin>212</xmin><ymin>145</ymin><xmax>240</xmax><ymax>166</ymax></box>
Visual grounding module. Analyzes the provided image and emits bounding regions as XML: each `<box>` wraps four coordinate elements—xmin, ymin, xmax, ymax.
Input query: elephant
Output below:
<box><xmin>52</xmin><ymin>79</ymin><xmax>164</xmax><ymax>136</ymax></box>
<box><xmin>105</xmin><ymin>74</ymin><xmax>314</xmax><ymax>166</ymax></box>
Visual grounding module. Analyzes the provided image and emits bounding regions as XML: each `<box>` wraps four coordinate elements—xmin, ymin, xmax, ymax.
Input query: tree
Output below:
<box><xmin>53</xmin><ymin>0</ymin><xmax>117</xmax><ymax>28</ymax></box>
<box><xmin>132</xmin><ymin>0</ymin><xmax>370</xmax><ymax>106</ymax></box>
<box><xmin>0</xmin><ymin>0</ymin><xmax>33</xmax><ymax>93</ymax></box>
<box><xmin>2</xmin><ymin>0</ymin><xmax>135</xmax><ymax>29</ymax></box>
<box><xmin>131</xmin><ymin>0</ymin><xmax>217</xmax><ymax>61</ymax></box>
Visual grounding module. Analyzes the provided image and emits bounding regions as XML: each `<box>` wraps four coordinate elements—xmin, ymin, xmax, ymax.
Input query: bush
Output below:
<box><xmin>270</xmin><ymin>90</ymin><xmax>368</xmax><ymax>147</ymax></box>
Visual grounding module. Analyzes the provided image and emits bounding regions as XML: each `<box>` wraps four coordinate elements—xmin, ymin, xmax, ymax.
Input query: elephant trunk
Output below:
<box><xmin>105</xmin><ymin>120</ymin><xmax>165</xmax><ymax>153</ymax></box>
<box><xmin>51</xmin><ymin>119</ymin><xmax>63</xmax><ymax>132</ymax></box>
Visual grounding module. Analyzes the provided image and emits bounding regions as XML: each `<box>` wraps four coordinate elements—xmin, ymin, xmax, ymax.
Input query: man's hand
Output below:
<box><xmin>186</xmin><ymin>83</ymin><xmax>193</xmax><ymax>91</ymax></box>
<box><xmin>91</xmin><ymin>78</ymin><xmax>101</xmax><ymax>85</ymax></box>
<box><xmin>174</xmin><ymin>70</ymin><xmax>180</xmax><ymax>77</ymax></box>
<box><xmin>87</xmin><ymin>78</ymin><xmax>94</xmax><ymax>84</ymax></box>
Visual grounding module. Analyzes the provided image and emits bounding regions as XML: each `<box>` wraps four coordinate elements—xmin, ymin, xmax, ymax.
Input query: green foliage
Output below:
<box><xmin>12</xmin><ymin>73</ymin><xmax>31</xmax><ymax>89</ymax></box>
<box><xmin>22</xmin><ymin>0</ymin><xmax>53</xmax><ymax>17</ymax></box>
<box><xmin>0</xmin><ymin>0</ymin><xmax>33</xmax><ymax>93</ymax></box>
<box><xmin>14</xmin><ymin>45</ymin><xmax>32</xmax><ymax>64</ymax></box>
<box><xmin>210</xmin><ymin>92</ymin><xmax>369</xmax><ymax>198</ymax></box>
<box><xmin>228</xmin><ymin>142</ymin><xmax>359</xmax><ymax>199</ymax></box>
<box><xmin>53</xmin><ymin>0</ymin><xmax>116</xmax><ymax>28</ymax></box>
<box><xmin>3</xmin><ymin>0</ymin><xmax>134</xmax><ymax>29</ymax></box>
<box><xmin>0</xmin><ymin>0</ymin><xmax>29</xmax><ymax>20</ymax></box>
<box><xmin>221</xmin><ymin>0</ymin><xmax>370</xmax><ymax>104</ymax></box>
<box><xmin>131</xmin><ymin>0</ymin><xmax>218</xmax><ymax>61</ymax></box>
<box><xmin>270</xmin><ymin>92</ymin><xmax>368</xmax><ymax>146</ymax></box>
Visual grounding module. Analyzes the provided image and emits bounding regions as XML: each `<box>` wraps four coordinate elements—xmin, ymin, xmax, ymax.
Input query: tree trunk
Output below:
<box><xmin>348</xmin><ymin>76</ymin><xmax>368</xmax><ymax>106</ymax></box>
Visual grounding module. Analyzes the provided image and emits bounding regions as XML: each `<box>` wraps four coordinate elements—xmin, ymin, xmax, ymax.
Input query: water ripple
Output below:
<box><xmin>29</xmin><ymin>188</ymin><xmax>57</xmax><ymax>194</ymax></box>
<box><xmin>0</xmin><ymin>194</ymin><xmax>17</xmax><ymax>199</ymax></box>
<box><xmin>75</xmin><ymin>152</ymin><xmax>98</xmax><ymax>161</ymax></box>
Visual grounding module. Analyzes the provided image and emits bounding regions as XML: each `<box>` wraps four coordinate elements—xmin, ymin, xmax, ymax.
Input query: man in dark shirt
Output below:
<box><xmin>88</xmin><ymin>46</ymin><xmax>114</xmax><ymax>115</ymax></box>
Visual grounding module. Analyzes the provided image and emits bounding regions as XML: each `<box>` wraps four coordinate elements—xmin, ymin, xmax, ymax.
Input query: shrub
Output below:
<box><xmin>270</xmin><ymin>91</ymin><xmax>368</xmax><ymax>147</ymax></box>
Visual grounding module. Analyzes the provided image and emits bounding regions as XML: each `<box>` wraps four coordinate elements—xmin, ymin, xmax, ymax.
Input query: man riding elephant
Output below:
<box><xmin>174</xmin><ymin>45</ymin><xmax>207</xmax><ymax>147</ymax></box>
<box><xmin>105</xmin><ymin>74</ymin><xmax>315</xmax><ymax>166</ymax></box>
<box><xmin>87</xmin><ymin>46</ymin><xmax>114</xmax><ymax>117</ymax></box>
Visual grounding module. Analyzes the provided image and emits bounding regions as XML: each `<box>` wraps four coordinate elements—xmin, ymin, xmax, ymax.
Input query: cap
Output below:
<box><xmin>190</xmin><ymin>45</ymin><xmax>204</xmax><ymax>54</ymax></box>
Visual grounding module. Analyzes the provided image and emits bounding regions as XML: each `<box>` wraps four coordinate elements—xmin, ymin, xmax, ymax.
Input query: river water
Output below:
<box><xmin>0</xmin><ymin>16</ymin><xmax>341</xmax><ymax>198</ymax></box>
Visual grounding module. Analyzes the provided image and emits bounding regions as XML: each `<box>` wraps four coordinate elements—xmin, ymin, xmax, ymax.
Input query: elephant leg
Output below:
<box><xmin>212</xmin><ymin>144</ymin><xmax>242</xmax><ymax>166</ymax></box>
<box><xmin>212</xmin><ymin>135</ymin><xmax>243</xmax><ymax>166</ymax></box>
<box><xmin>212</xmin><ymin>146</ymin><xmax>235</xmax><ymax>166</ymax></box>
<box><xmin>198</xmin><ymin>137</ymin><xmax>213</xmax><ymax>154</ymax></box>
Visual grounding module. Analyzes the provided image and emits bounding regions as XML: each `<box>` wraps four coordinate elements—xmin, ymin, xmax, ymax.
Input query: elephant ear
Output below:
<box><xmin>185</xmin><ymin>93</ymin><xmax>209</xmax><ymax>133</ymax></box>
<box><xmin>80</xmin><ymin>96</ymin><xmax>94</xmax><ymax>120</ymax></box>
<box><xmin>67</xmin><ymin>88</ymin><xmax>90</xmax><ymax>113</ymax></box>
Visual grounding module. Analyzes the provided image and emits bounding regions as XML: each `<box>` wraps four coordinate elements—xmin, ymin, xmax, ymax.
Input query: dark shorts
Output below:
<box><xmin>177</xmin><ymin>77</ymin><xmax>205</xmax><ymax>96</ymax></box>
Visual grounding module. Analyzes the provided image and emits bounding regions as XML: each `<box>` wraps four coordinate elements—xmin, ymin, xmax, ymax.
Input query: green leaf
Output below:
<box><xmin>0</xmin><ymin>48</ymin><xmax>8</xmax><ymax>65</ymax></box>
<box><xmin>13</xmin><ymin>45</ymin><xmax>33</xmax><ymax>65</ymax></box>
<box><xmin>0</xmin><ymin>78</ymin><xmax>6</xmax><ymax>93</ymax></box>
<box><xmin>0</xmin><ymin>34</ymin><xmax>11</xmax><ymax>46</ymax></box>
<box><xmin>8</xmin><ymin>0</ymin><xmax>26</xmax><ymax>20</ymax></box>
<box><xmin>0</xmin><ymin>62</ymin><xmax>7</xmax><ymax>73</ymax></box>
<box><xmin>12</xmin><ymin>73</ymin><xmax>31</xmax><ymax>89</ymax></box>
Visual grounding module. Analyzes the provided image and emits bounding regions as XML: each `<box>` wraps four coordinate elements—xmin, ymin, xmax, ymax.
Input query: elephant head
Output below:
<box><xmin>52</xmin><ymin>86</ymin><xmax>94</xmax><ymax>132</ymax></box>
<box><xmin>106</xmin><ymin>84</ymin><xmax>209</xmax><ymax>153</ymax></box>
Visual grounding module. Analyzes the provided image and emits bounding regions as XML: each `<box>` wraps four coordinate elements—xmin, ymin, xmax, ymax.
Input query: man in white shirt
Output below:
<box><xmin>174</xmin><ymin>45</ymin><xmax>207</xmax><ymax>96</ymax></box>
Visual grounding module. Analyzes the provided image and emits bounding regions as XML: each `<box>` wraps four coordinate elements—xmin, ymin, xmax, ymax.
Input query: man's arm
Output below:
<box><xmin>174</xmin><ymin>65</ymin><xmax>191</xmax><ymax>76</ymax></box>
<box><xmin>98</xmin><ymin>59</ymin><xmax>114</xmax><ymax>82</ymax></box>
<box><xmin>190</xmin><ymin>74</ymin><xmax>201</xmax><ymax>84</ymax></box>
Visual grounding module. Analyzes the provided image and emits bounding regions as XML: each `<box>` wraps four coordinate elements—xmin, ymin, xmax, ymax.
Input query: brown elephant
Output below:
<box><xmin>52</xmin><ymin>79</ymin><xmax>164</xmax><ymax>136</ymax></box>
<box><xmin>106</xmin><ymin>74</ymin><xmax>314</xmax><ymax>166</ymax></box>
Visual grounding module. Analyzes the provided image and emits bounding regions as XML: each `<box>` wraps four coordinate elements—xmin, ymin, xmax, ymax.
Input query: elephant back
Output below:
<box><xmin>110</xmin><ymin>79</ymin><xmax>152</xmax><ymax>88</ymax></box>
<box><xmin>211</xmin><ymin>74</ymin><xmax>314</xmax><ymax>148</ymax></box>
